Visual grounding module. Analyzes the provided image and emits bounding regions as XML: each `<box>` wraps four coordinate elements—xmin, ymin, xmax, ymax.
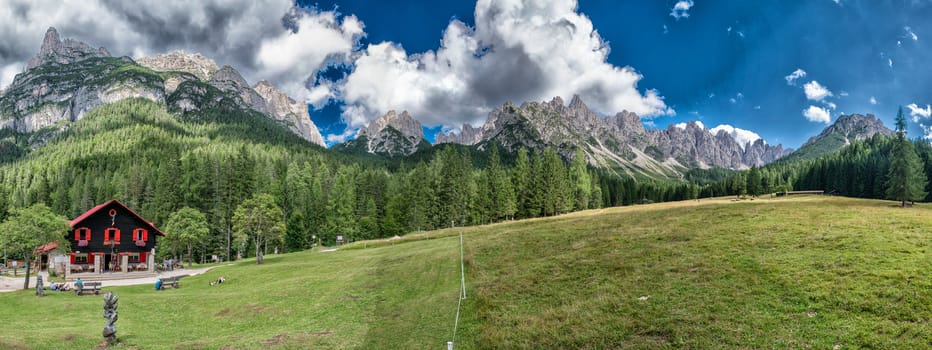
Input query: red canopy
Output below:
<box><xmin>33</xmin><ymin>241</ymin><xmax>58</xmax><ymax>254</ymax></box>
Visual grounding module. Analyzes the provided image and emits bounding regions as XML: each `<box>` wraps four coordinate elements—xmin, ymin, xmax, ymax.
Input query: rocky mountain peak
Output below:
<box><xmin>568</xmin><ymin>94</ymin><xmax>587</xmax><ymax>111</ymax></box>
<box><xmin>435</xmin><ymin>123</ymin><xmax>484</xmax><ymax>145</ymax></box>
<box><xmin>804</xmin><ymin>113</ymin><xmax>893</xmax><ymax>146</ymax></box>
<box><xmin>209</xmin><ymin>65</ymin><xmax>250</xmax><ymax>91</ymax></box>
<box><xmin>136</xmin><ymin>51</ymin><xmax>218</xmax><ymax>81</ymax></box>
<box><xmin>207</xmin><ymin>65</ymin><xmax>269</xmax><ymax>114</ymax></box>
<box><xmin>26</xmin><ymin>27</ymin><xmax>110</xmax><ymax>70</ymax></box>
<box><xmin>251</xmin><ymin>80</ymin><xmax>325</xmax><ymax>146</ymax></box>
<box><xmin>354</xmin><ymin>110</ymin><xmax>427</xmax><ymax>156</ymax></box>
<box><xmin>359</xmin><ymin>110</ymin><xmax>424</xmax><ymax>140</ymax></box>
<box><xmin>432</xmin><ymin>95</ymin><xmax>788</xmax><ymax>175</ymax></box>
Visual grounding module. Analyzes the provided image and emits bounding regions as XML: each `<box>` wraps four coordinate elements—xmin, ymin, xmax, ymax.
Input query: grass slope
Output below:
<box><xmin>0</xmin><ymin>237</ymin><xmax>461</xmax><ymax>349</ymax></box>
<box><xmin>1</xmin><ymin>196</ymin><xmax>930</xmax><ymax>349</ymax></box>
<box><xmin>457</xmin><ymin>196</ymin><xmax>931</xmax><ymax>348</ymax></box>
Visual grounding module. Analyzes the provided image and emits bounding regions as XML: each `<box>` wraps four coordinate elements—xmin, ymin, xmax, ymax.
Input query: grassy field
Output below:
<box><xmin>0</xmin><ymin>196</ymin><xmax>930</xmax><ymax>349</ymax></box>
<box><xmin>0</xmin><ymin>236</ymin><xmax>462</xmax><ymax>349</ymax></box>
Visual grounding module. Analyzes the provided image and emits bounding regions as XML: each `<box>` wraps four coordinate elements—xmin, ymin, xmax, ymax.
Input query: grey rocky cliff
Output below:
<box><xmin>136</xmin><ymin>51</ymin><xmax>218</xmax><ymax>81</ymax></box>
<box><xmin>433</xmin><ymin>95</ymin><xmax>789</xmax><ymax>177</ymax></box>
<box><xmin>436</xmin><ymin>124</ymin><xmax>483</xmax><ymax>145</ymax></box>
<box><xmin>27</xmin><ymin>27</ymin><xmax>110</xmax><ymax>70</ymax></box>
<box><xmin>208</xmin><ymin>65</ymin><xmax>269</xmax><ymax>114</ymax></box>
<box><xmin>2</xmin><ymin>28</ymin><xmax>328</xmax><ymax>147</ymax></box>
<box><xmin>1</xmin><ymin>28</ymin><xmax>163</xmax><ymax>133</ymax></box>
<box><xmin>253</xmin><ymin>81</ymin><xmax>325</xmax><ymax>146</ymax></box>
<box><xmin>782</xmin><ymin>113</ymin><xmax>893</xmax><ymax>162</ymax></box>
<box><xmin>804</xmin><ymin>113</ymin><xmax>893</xmax><ymax>146</ymax></box>
<box><xmin>356</xmin><ymin>110</ymin><xmax>427</xmax><ymax>156</ymax></box>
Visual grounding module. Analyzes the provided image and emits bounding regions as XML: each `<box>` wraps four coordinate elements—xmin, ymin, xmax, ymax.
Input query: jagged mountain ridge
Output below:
<box><xmin>778</xmin><ymin>113</ymin><xmax>894</xmax><ymax>163</ymax></box>
<box><xmin>435</xmin><ymin>95</ymin><xmax>790</xmax><ymax>178</ymax></box>
<box><xmin>336</xmin><ymin>110</ymin><xmax>430</xmax><ymax>157</ymax></box>
<box><xmin>0</xmin><ymin>27</ymin><xmax>325</xmax><ymax>146</ymax></box>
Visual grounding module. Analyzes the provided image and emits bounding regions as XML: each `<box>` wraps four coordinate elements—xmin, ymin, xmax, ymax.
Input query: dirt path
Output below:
<box><xmin>0</xmin><ymin>264</ymin><xmax>232</xmax><ymax>292</ymax></box>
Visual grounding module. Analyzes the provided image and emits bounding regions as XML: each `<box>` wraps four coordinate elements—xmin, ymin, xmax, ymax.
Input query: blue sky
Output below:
<box><xmin>301</xmin><ymin>0</ymin><xmax>932</xmax><ymax>148</ymax></box>
<box><xmin>3</xmin><ymin>0</ymin><xmax>931</xmax><ymax>149</ymax></box>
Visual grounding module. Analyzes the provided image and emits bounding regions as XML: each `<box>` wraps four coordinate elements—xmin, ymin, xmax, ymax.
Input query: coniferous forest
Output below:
<box><xmin>2</xmin><ymin>97</ymin><xmax>930</xmax><ymax>264</ymax></box>
<box><xmin>0</xmin><ymin>99</ymin><xmax>703</xmax><ymax>262</ymax></box>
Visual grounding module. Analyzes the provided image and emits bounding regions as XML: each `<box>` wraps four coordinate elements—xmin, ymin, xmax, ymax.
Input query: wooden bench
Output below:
<box><xmin>75</xmin><ymin>282</ymin><xmax>101</xmax><ymax>296</ymax></box>
<box><xmin>159</xmin><ymin>276</ymin><xmax>182</xmax><ymax>289</ymax></box>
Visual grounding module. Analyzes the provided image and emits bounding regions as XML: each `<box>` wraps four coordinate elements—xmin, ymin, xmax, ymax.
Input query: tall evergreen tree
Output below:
<box><xmin>512</xmin><ymin>147</ymin><xmax>532</xmax><ymax>218</ymax></box>
<box><xmin>885</xmin><ymin>107</ymin><xmax>928</xmax><ymax>207</ymax></box>
<box><xmin>746</xmin><ymin>166</ymin><xmax>762</xmax><ymax>196</ymax></box>
<box><xmin>570</xmin><ymin>148</ymin><xmax>591</xmax><ymax>210</ymax></box>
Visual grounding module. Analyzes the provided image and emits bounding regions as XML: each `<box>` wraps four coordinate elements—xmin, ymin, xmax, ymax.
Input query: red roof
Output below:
<box><xmin>70</xmin><ymin>199</ymin><xmax>165</xmax><ymax>236</ymax></box>
<box><xmin>34</xmin><ymin>241</ymin><xmax>58</xmax><ymax>254</ymax></box>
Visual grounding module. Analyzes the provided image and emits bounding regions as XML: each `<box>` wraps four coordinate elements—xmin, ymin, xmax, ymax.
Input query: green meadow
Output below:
<box><xmin>0</xmin><ymin>196</ymin><xmax>929</xmax><ymax>349</ymax></box>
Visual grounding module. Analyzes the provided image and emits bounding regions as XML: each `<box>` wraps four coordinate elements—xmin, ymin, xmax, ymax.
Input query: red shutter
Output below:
<box><xmin>139</xmin><ymin>252</ymin><xmax>147</xmax><ymax>263</ymax></box>
<box><xmin>114</xmin><ymin>229</ymin><xmax>120</xmax><ymax>242</ymax></box>
<box><xmin>74</xmin><ymin>230</ymin><xmax>79</xmax><ymax>240</ymax></box>
<box><xmin>84</xmin><ymin>229</ymin><xmax>91</xmax><ymax>241</ymax></box>
<box><xmin>132</xmin><ymin>229</ymin><xmax>138</xmax><ymax>241</ymax></box>
<box><xmin>142</xmin><ymin>230</ymin><xmax>148</xmax><ymax>241</ymax></box>
<box><xmin>70</xmin><ymin>253</ymin><xmax>75</xmax><ymax>264</ymax></box>
<box><xmin>104</xmin><ymin>229</ymin><xmax>110</xmax><ymax>242</ymax></box>
<box><xmin>88</xmin><ymin>254</ymin><xmax>95</xmax><ymax>264</ymax></box>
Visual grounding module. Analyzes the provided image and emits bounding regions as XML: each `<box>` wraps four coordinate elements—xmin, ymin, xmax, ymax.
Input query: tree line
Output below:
<box><xmin>0</xmin><ymin>99</ymin><xmax>707</xmax><ymax>266</ymax></box>
<box><xmin>709</xmin><ymin>108</ymin><xmax>930</xmax><ymax>204</ymax></box>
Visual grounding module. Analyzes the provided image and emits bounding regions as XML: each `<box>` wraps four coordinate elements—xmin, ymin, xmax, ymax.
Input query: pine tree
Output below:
<box><xmin>885</xmin><ymin>107</ymin><xmax>928</xmax><ymax>207</ymax></box>
<box><xmin>570</xmin><ymin>148</ymin><xmax>591</xmax><ymax>210</ymax></box>
<box><xmin>747</xmin><ymin>166</ymin><xmax>762</xmax><ymax>197</ymax></box>
<box><xmin>512</xmin><ymin>147</ymin><xmax>531</xmax><ymax>218</ymax></box>
<box><xmin>285</xmin><ymin>212</ymin><xmax>308</xmax><ymax>252</ymax></box>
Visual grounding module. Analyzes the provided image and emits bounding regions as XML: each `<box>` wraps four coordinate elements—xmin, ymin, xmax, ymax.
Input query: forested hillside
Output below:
<box><xmin>0</xmin><ymin>98</ymin><xmax>711</xmax><ymax>263</ymax></box>
<box><xmin>708</xmin><ymin>132</ymin><xmax>932</xmax><ymax>202</ymax></box>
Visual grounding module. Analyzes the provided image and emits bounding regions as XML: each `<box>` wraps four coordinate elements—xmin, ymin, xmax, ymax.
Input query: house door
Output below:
<box><xmin>104</xmin><ymin>254</ymin><xmax>113</xmax><ymax>272</ymax></box>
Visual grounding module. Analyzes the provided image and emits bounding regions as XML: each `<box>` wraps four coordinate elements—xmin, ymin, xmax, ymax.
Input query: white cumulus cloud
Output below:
<box><xmin>0</xmin><ymin>0</ymin><xmax>362</xmax><ymax>103</ymax></box>
<box><xmin>709</xmin><ymin>124</ymin><xmax>761</xmax><ymax>150</ymax></box>
<box><xmin>803</xmin><ymin>105</ymin><xmax>831</xmax><ymax>124</ymax></box>
<box><xmin>907</xmin><ymin>103</ymin><xmax>931</xmax><ymax>121</ymax></box>
<box><xmin>673</xmin><ymin>121</ymin><xmax>705</xmax><ymax>130</ymax></box>
<box><xmin>803</xmin><ymin>80</ymin><xmax>833</xmax><ymax>101</ymax></box>
<box><xmin>869</xmin><ymin>96</ymin><xmax>877</xmax><ymax>105</ymax></box>
<box><xmin>338</xmin><ymin>0</ymin><xmax>673</xmax><ymax>130</ymax></box>
<box><xmin>670</xmin><ymin>0</ymin><xmax>694</xmax><ymax>20</ymax></box>
<box><xmin>784</xmin><ymin>68</ymin><xmax>806</xmax><ymax>85</ymax></box>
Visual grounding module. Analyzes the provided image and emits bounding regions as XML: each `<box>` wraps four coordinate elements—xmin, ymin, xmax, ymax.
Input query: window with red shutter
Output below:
<box><xmin>104</xmin><ymin>228</ymin><xmax>120</xmax><ymax>244</ymax></box>
<box><xmin>75</xmin><ymin>228</ymin><xmax>91</xmax><ymax>247</ymax></box>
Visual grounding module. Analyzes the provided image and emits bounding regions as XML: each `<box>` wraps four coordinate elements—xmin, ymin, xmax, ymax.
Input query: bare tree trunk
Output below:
<box><xmin>187</xmin><ymin>243</ymin><xmax>193</xmax><ymax>268</ymax></box>
<box><xmin>226</xmin><ymin>222</ymin><xmax>232</xmax><ymax>261</ymax></box>
<box><xmin>22</xmin><ymin>253</ymin><xmax>32</xmax><ymax>290</ymax></box>
<box><xmin>255</xmin><ymin>237</ymin><xmax>263</xmax><ymax>264</ymax></box>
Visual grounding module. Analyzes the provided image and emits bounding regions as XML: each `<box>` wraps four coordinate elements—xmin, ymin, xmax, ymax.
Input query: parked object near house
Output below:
<box><xmin>776</xmin><ymin>190</ymin><xmax>825</xmax><ymax>197</ymax></box>
<box><xmin>66</xmin><ymin>200</ymin><xmax>165</xmax><ymax>277</ymax></box>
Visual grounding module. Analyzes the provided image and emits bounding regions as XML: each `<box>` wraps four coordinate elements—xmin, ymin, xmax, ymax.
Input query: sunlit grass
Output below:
<box><xmin>0</xmin><ymin>196</ymin><xmax>929</xmax><ymax>349</ymax></box>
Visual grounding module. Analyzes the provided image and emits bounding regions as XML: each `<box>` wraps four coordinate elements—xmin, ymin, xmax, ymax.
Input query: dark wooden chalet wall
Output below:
<box><xmin>69</xmin><ymin>201</ymin><xmax>159</xmax><ymax>255</ymax></box>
